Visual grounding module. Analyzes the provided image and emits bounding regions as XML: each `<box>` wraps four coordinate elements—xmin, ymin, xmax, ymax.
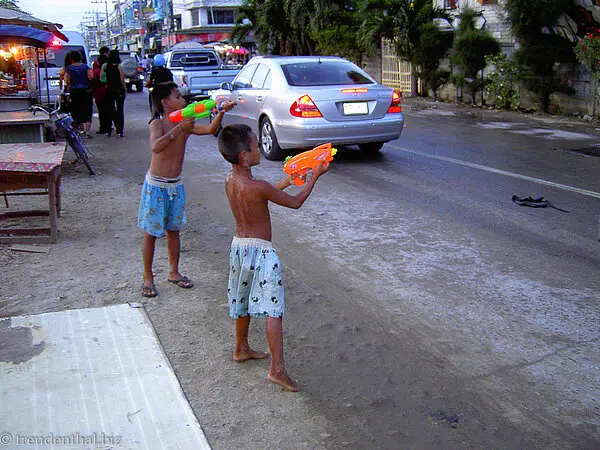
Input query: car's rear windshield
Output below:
<box><xmin>169</xmin><ymin>51</ymin><xmax>219</xmax><ymax>69</ymax></box>
<box><xmin>281</xmin><ymin>61</ymin><xmax>373</xmax><ymax>86</ymax></box>
<box><xmin>39</xmin><ymin>46</ymin><xmax>87</xmax><ymax>68</ymax></box>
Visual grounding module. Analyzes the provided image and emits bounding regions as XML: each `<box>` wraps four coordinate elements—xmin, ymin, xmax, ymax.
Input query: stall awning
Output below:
<box><xmin>0</xmin><ymin>25</ymin><xmax>53</xmax><ymax>48</ymax></box>
<box><xmin>0</xmin><ymin>7</ymin><xmax>67</xmax><ymax>42</ymax></box>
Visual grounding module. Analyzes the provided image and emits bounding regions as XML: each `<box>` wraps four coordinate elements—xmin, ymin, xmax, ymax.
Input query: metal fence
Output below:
<box><xmin>381</xmin><ymin>38</ymin><xmax>421</xmax><ymax>94</ymax></box>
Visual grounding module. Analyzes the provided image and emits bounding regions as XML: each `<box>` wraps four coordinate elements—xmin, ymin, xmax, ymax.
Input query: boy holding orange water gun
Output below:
<box><xmin>217</xmin><ymin>124</ymin><xmax>329</xmax><ymax>392</ymax></box>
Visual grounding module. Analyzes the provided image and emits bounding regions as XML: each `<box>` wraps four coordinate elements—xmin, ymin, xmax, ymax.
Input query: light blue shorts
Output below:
<box><xmin>228</xmin><ymin>237</ymin><xmax>284</xmax><ymax>319</ymax></box>
<box><xmin>137</xmin><ymin>172</ymin><xmax>186</xmax><ymax>237</ymax></box>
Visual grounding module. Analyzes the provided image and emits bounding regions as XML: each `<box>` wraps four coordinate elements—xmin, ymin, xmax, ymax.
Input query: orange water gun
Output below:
<box><xmin>169</xmin><ymin>99</ymin><xmax>216</xmax><ymax>123</ymax></box>
<box><xmin>283</xmin><ymin>143</ymin><xmax>337</xmax><ymax>186</ymax></box>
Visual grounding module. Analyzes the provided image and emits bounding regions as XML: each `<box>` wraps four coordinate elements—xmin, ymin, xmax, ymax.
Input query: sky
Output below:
<box><xmin>18</xmin><ymin>0</ymin><xmax>94</xmax><ymax>31</ymax></box>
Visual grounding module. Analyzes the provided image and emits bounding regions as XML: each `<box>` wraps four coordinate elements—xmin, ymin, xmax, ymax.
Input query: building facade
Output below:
<box><xmin>88</xmin><ymin>0</ymin><xmax>243</xmax><ymax>55</ymax></box>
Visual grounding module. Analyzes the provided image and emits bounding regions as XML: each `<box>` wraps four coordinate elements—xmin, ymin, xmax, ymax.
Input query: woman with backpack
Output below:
<box><xmin>102</xmin><ymin>49</ymin><xmax>127</xmax><ymax>137</ymax></box>
<box><xmin>92</xmin><ymin>47</ymin><xmax>110</xmax><ymax>135</ymax></box>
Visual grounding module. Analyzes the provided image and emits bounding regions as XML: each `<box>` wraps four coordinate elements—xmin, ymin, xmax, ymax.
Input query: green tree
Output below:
<box><xmin>359</xmin><ymin>0</ymin><xmax>451</xmax><ymax>96</ymax></box>
<box><xmin>0</xmin><ymin>0</ymin><xmax>22</xmax><ymax>11</ymax></box>
<box><xmin>451</xmin><ymin>8</ymin><xmax>500</xmax><ymax>105</ymax></box>
<box><xmin>574</xmin><ymin>32</ymin><xmax>600</xmax><ymax>116</ymax></box>
<box><xmin>233</xmin><ymin>0</ymin><xmax>359</xmax><ymax>56</ymax></box>
<box><xmin>311</xmin><ymin>2</ymin><xmax>370</xmax><ymax>64</ymax></box>
<box><xmin>505</xmin><ymin>0</ymin><xmax>576</xmax><ymax>113</ymax></box>
<box><xmin>232</xmin><ymin>0</ymin><xmax>307</xmax><ymax>55</ymax></box>
<box><xmin>414</xmin><ymin>22</ymin><xmax>453</xmax><ymax>99</ymax></box>
<box><xmin>485</xmin><ymin>53</ymin><xmax>520</xmax><ymax>110</ymax></box>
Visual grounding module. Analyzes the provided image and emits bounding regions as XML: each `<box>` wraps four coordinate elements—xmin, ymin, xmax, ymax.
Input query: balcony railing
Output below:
<box><xmin>443</xmin><ymin>0</ymin><xmax>457</xmax><ymax>9</ymax></box>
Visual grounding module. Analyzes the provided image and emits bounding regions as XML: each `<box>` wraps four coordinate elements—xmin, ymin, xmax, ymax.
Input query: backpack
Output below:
<box><xmin>100</xmin><ymin>64</ymin><xmax>107</xmax><ymax>84</ymax></box>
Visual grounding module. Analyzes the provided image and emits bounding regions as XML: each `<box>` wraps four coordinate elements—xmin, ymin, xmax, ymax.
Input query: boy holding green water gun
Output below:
<box><xmin>138</xmin><ymin>81</ymin><xmax>236</xmax><ymax>298</ymax></box>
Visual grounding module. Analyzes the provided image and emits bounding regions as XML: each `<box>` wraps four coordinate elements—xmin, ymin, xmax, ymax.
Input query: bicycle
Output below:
<box><xmin>31</xmin><ymin>103</ymin><xmax>96</xmax><ymax>176</ymax></box>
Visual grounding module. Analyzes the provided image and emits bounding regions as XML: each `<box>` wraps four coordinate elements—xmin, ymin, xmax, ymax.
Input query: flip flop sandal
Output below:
<box><xmin>168</xmin><ymin>276</ymin><xmax>194</xmax><ymax>289</ymax></box>
<box><xmin>141</xmin><ymin>284</ymin><xmax>158</xmax><ymax>298</ymax></box>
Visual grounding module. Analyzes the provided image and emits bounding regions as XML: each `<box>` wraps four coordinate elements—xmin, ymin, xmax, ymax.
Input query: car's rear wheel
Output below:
<box><xmin>260</xmin><ymin>117</ymin><xmax>283</xmax><ymax>160</ymax></box>
<box><xmin>358</xmin><ymin>142</ymin><xmax>384</xmax><ymax>154</ymax></box>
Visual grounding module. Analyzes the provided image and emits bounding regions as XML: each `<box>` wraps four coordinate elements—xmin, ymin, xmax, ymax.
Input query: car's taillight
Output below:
<box><xmin>290</xmin><ymin>94</ymin><xmax>322</xmax><ymax>118</ymax></box>
<box><xmin>387</xmin><ymin>90</ymin><xmax>402</xmax><ymax>113</ymax></box>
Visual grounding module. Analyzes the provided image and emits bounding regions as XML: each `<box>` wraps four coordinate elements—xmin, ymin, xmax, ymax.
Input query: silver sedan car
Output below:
<box><xmin>211</xmin><ymin>56</ymin><xmax>404</xmax><ymax>160</ymax></box>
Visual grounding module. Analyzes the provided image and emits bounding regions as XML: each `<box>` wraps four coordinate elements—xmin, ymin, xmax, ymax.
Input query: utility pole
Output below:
<box><xmin>91</xmin><ymin>0</ymin><xmax>110</xmax><ymax>47</ymax></box>
<box><xmin>95</xmin><ymin>10</ymin><xmax>100</xmax><ymax>49</ymax></box>
<box><xmin>115</xmin><ymin>0</ymin><xmax>123</xmax><ymax>35</ymax></box>
<box><xmin>162</xmin><ymin>0</ymin><xmax>172</xmax><ymax>51</ymax></box>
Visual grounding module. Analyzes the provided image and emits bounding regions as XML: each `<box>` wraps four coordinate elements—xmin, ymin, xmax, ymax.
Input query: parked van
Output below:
<box><xmin>38</xmin><ymin>31</ymin><xmax>90</xmax><ymax>105</ymax></box>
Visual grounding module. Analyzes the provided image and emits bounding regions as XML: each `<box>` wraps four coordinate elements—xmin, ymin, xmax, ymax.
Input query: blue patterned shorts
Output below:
<box><xmin>228</xmin><ymin>237</ymin><xmax>284</xmax><ymax>319</ymax></box>
<box><xmin>137</xmin><ymin>172</ymin><xmax>186</xmax><ymax>237</ymax></box>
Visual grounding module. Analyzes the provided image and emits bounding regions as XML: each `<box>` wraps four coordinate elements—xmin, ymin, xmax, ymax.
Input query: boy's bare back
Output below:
<box><xmin>225</xmin><ymin>172</ymin><xmax>274</xmax><ymax>241</ymax></box>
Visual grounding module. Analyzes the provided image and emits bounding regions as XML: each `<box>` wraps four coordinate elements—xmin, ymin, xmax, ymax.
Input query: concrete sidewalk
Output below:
<box><xmin>0</xmin><ymin>303</ymin><xmax>211</xmax><ymax>450</ymax></box>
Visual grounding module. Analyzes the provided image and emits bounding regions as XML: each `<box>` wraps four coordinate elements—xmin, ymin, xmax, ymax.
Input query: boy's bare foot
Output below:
<box><xmin>268</xmin><ymin>371</ymin><xmax>299</xmax><ymax>392</ymax></box>
<box><xmin>233</xmin><ymin>349</ymin><xmax>268</xmax><ymax>362</ymax></box>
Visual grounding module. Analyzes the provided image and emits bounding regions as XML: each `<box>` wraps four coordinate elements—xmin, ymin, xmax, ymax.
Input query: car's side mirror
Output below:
<box><xmin>220</xmin><ymin>82</ymin><xmax>232</xmax><ymax>91</ymax></box>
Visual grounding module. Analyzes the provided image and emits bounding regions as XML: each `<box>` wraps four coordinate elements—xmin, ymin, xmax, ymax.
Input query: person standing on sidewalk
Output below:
<box><xmin>217</xmin><ymin>124</ymin><xmax>329</xmax><ymax>392</ymax></box>
<box><xmin>103</xmin><ymin>50</ymin><xmax>127</xmax><ymax>137</ymax></box>
<box><xmin>137</xmin><ymin>82</ymin><xmax>236</xmax><ymax>298</ymax></box>
<box><xmin>92</xmin><ymin>47</ymin><xmax>110</xmax><ymax>135</ymax></box>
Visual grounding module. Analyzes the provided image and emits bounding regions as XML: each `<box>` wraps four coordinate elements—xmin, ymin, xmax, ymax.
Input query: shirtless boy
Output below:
<box><xmin>217</xmin><ymin>124</ymin><xmax>329</xmax><ymax>392</ymax></box>
<box><xmin>138</xmin><ymin>81</ymin><xmax>235</xmax><ymax>297</ymax></box>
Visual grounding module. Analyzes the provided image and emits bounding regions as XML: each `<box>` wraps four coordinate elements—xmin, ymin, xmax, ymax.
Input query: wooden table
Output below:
<box><xmin>0</xmin><ymin>93</ymin><xmax>32</xmax><ymax>112</ymax></box>
<box><xmin>0</xmin><ymin>142</ymin><xmax>65</xmax><ymax>243</ymax></box>
<box><xmin>0</xmin><ymin>110</ymin><xmax>48</xmax><ymax>144</ymax></box>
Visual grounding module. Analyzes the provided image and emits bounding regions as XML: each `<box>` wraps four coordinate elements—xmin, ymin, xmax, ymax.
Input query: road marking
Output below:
<box><xmin>390</xmin><ymin>146</ymin><xmax>600</xmax><ymax>199</ymax></box>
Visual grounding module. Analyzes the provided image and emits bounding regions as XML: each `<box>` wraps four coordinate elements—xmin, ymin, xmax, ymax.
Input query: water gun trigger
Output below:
<box><xmin>293</xmin><ymin>175</ymin><xmax>305</xmax><ymax>186</ymax></box>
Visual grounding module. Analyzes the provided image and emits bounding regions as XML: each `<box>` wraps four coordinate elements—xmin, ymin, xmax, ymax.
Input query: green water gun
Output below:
<box><xmin>169</xmin><ymin>99</ymin><xmax>216</xmax><ymax>123</ymax></box>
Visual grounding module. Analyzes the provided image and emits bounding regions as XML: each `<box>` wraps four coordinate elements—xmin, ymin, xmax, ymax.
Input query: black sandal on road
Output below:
<box><xmin>168</xmin><ymin>276</ymin><xmax>194</xmax><ymax>289</ymax></box>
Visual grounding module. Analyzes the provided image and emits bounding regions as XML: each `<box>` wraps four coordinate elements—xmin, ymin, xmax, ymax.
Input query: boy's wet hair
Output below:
<box><xmin>149</xmin><ymin>81</ymin><xmax>178</xmax><ymax>123</ymax></box>
<box><xmin>218</xmin><ymin>124</ymin><xmax>254</xmax><ymax>164</ymax></box>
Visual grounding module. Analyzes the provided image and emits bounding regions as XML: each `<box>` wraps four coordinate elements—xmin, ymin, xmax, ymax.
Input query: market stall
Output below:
<box><xmin>0</xmin><ymin>25</ymin><xmax>57</xmax><ymax>143</ymax></box>
<box><xmin>0</xmin><ymin>8</ymin><xmax>67</xmax><ymax>108</ymax></box>
<box><xmin>0</xmin><ymin>17</ymin><xmax>69</xmax><ymax>243</ymax></box>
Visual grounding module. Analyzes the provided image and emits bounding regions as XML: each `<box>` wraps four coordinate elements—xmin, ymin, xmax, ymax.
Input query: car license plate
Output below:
<box><xmin>49</xmin><ymin>80</ymin><xmax>59</xmax><ymax>86</ymax></box>
<box><xmin>343</xmin><ymin>102</ymin><xmax>368</xmax><ymax>115</ymax></box>
<box><xmin>207</xmin><ymin>90</ymin><xmax>216</xmax><ymax>96</ymax></box>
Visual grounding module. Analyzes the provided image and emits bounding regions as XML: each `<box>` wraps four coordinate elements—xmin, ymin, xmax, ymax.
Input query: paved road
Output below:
<box><xmin>175</xmin><ymin>94</ymin><xmax>600</xmax><ymax>448</ymax></box>
<box><xmin>2</xmin><ymin>91</ymin><xmax>598</xmax><ymax>449</ymax></box>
